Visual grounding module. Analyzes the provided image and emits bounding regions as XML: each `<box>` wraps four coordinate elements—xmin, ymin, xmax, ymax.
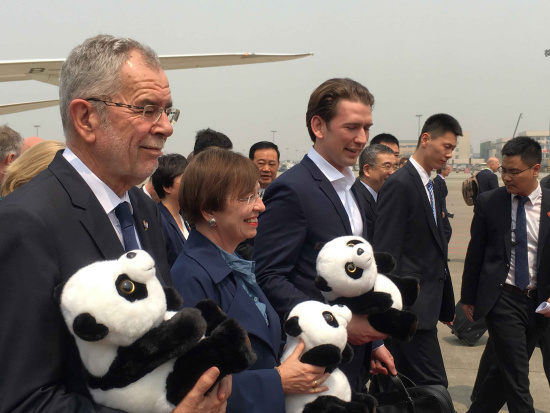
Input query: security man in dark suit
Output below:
<box><xmin>0</xmin><ymin>35</ymin><xmax>229</xmax><ymax>413</ymax></box>
<box><xmin>254</xmin><ymin>78</ymin><xmax>397</xmax><ymax>391</ymax></box>
<box><xmin>353</xmin><ymin>144</ymin><xmax>397</xmax><ymax>242</ymax></box>
<box><xmin>374</xmin><ymin>113</ymin><xmax>462</xmax><ymax>388</ymax></box>
<box><xmin>461</xmin><ymin>137</ymin><xmax>550</xmax><ymax>413</ymax></box>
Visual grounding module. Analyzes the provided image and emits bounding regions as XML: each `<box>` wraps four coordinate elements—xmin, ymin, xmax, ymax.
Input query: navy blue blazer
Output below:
<box><xmin>476</xmin><ymin>169</ymin><xmax>499</xmax><ymax>194</ymax></box>
<box><xmin>254</xmin><ymin>155</ymin><xmax>372</xmax><ymax>391</ymax></box>
<box><xmin>171</xmin><ymin>230</ymin><xmax>285</xmax><ymax>413</ymax></box>
<box><xmin>158</xmin><ymin>202</ymin><xmax>186</xmax><ymax>267</ymax></box>
<box><xmin>352</xmin><ymin>178</ymin><xmax>377</xmax><ymax>243</ymax></box>
<box><xmin>462</xmin><ymin>186</ymin><xmax>550</xmax><ymax>320</ymax></box>
<box><xmin>0</xmin><ymin>151</ymin><xmax>170</xmax><ymax>412</ymax></box>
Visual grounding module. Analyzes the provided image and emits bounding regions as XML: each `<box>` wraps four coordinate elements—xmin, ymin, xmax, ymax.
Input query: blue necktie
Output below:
<box><xmin>114</xmin><ymin>202</ymin><xmax>140</xmax><ymax>252</ymax></box>
<box><xmin>427</xmin><ymin>180</ymin><xmax>438</xmax><ymax>226</ymax></box>
<box><xmin>514</xmin><ymin>195</ymin><xmax>530</xmax><ymax>290</ymax></box>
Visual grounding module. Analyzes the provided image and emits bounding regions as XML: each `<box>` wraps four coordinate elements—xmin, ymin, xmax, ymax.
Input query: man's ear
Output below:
<box><xmin>420</xmin><ymin>133</ymin><xmax>430</xmax><ymax>148</ymax></box>
<box><xmin>69</xmin><ymin>99</ymin><xmax>101</xmax><ymax>144</ymax></box>
<box><xmin>311</xmin><ymin>115</ymin><xmax>326</xmax><ymax>141</ymax></box>
<box><xmin>362</xmin><ymin>164</ymin><xmax>371</xmax><ymax>178</ymax></box>
<box><xmin>5</xmin><ymin>152</ymin><xmax>17</xmax><ymax>166</ymax></box>
<box><xmin>533</xmin><ymin>164</ymin><xmax>541</xmax><ymax>177</ymax></box>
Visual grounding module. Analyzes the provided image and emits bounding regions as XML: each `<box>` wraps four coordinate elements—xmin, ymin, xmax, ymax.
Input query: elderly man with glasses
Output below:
<box><xmin>0</xmin><ymin>35</ymin><xmax>230</xmax><ymax>413</ymax></box>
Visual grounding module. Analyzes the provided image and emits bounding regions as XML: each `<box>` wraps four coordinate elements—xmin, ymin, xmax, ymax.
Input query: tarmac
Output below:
<box><xmin>437</xmin><ymin>173</ymin><xmax>549</xmax><ymax>413</ymax></box>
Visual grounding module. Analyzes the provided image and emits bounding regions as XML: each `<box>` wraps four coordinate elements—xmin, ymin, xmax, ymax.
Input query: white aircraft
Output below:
<box><xmin>0</xmin><ymin>52</ymin><xmax>312</xmax><ymax>115</ymax></box>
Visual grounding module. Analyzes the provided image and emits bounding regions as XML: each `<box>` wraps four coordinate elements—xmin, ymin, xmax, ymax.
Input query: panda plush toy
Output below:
<box><xmin>54</xmin><ymin>250</ymin><xmax>256</xmax><ymax>413</ymax></box>
<box><xmin>314</xmin><ymin>235</ymin><xmax>419</xmax><ymax>342</ymax></box>
<box><xmin>281</xmin><ymin>301</ymin><xmax>377</xmax><ymax>413</ymax></box>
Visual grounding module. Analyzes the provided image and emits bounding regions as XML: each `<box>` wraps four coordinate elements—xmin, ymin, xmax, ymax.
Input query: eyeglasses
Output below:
<box><xmin>497</xmin><ymin>166</ymin><xmax>534</xmax><ymax>177</ymax></box>
<box><xmin>86</xmin><ymin>98</ymin><xmax>180</xmax><ymax>124</ymax></box>
<box><xmin>373</xmin><ymin>163</ymin><xmax>398</xmax><ymax>171</ymax></box>
<box><xmin>236</xmin><ymin>192</ymin><xmax>262</xmax><ymax>205</ymax></box>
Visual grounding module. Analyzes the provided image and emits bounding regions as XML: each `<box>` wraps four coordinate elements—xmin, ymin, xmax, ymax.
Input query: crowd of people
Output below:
<box><xmin>1</xmin><ymin>34</ymin><xmax>549</xmax><ymax>413</ymax></box>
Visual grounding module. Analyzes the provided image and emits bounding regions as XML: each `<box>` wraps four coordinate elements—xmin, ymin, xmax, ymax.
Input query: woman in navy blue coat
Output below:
<box><xmin>171</xmin><ymin>149</ymin><xmax>329</xmax><ymax>413</ymax></box>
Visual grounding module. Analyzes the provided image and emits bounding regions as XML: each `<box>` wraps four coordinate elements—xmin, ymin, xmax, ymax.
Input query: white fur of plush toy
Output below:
<box><xmin>315</xmin><ymin>235</ymin><xmax>402</xmax><ymax>309</ymax></box>
<box><xmin>281</xmin><ymin>301</ymin><xmax>353</xmax><ymax>413</ymax></box>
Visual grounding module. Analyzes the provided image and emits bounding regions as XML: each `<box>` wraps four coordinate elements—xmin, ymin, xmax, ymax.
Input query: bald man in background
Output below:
<box><xmin>477</xmin><ymin>157</ymin><xmax>500</xmax><ymax>194</ymax></box>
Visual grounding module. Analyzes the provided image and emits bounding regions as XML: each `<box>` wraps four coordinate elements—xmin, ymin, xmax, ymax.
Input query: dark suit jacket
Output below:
<box><xmin>0</xmin><ymin>152</ymin><xmax>171</xmax><ymax>413</ymax></box>
<box><xmin>434</xmin><ymin>175</ymin><xmax>452</xmax><ymax>243</ymax></box>
<box><xmin>476</xmin><ymin>169</ymin><xmax>499</xmax><ymax>194</ymax></box>
<box><xmin>352</xmin><ymin>178</ymin><xmax>377</xmax><ymax>242</ymax></box>
<box><xmin>373</xmin><ymin>161</ymin><xmax>455</xmax><ymax>330</ymax></box>
<box><xmin>253</xmin><ymin>155</ymin><xmax>372</xmax><ymax>391</ymax></box>
<box><xmin>461</xmin><ymin>186</ymin><xmax>550</xmax><ymax>320</ymax></box>
<box><xmin>158</xmin><ymin>202</ymin><xmax>186</xmax><ymax>267</ymax></box>
<box><xmin>171</xmin><ymin>230</ymin><xmax>285</xmax><ymax>413</ymax></box>
<box><xmin>540</xmin><ymin>174</ymin><xmax>550</xmax><ymax>189</ymax></box>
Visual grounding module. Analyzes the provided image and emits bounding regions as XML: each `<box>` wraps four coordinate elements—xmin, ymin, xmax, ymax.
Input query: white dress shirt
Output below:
<box><xmin>307</xmin><ymin>147</ymin><xmax>363</xmax><ymax>236</ymax></box>
<box><xmin>506</xmin><ymin>184</ymin><xmax>541</xmax><ymax>289</ymax></box>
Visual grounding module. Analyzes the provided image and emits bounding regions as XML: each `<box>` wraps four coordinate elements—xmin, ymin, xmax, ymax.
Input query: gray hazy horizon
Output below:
<box><xmin>1</xmin><ymin>0</ymin><xmax>548</xmax><ymax>159</ymax></box>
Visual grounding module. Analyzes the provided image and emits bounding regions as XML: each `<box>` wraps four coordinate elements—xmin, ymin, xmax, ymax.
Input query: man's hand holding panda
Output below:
<box><xmin>346</xmin><ymin>313</ymin><xmax>388</xmax><ymax>345</ymax></box>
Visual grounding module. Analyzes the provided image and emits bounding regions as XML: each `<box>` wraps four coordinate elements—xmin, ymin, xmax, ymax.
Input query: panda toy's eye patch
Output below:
<box><xmin>126</xmin><ymin>252</ymin><xmax>137</xmax><ymax>259</ymax></box>
<box><xmin>115</xmin><ymin>274</ymin><xmax>148</xmax><ymax>302</ymax></box>
<box><xmin>345</xmin><ymin>262</ymin><xmax>363</xmax><ymax>280</ymax></box>
<box><xmin>346</xmin><ymin>240</ymin><xmax>362</xmax><ymax>247</ymax></box>
<box><xmin>322</xmin><ymin>311</ymin><xmax>339</xmax><ymax>328</ymax></box>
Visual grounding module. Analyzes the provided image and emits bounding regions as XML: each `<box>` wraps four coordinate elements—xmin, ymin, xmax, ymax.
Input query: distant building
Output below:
<box><xmin>480</xmin><ymin>140</ymin><xmax>497</xmax><ymax>161</ymax></box>
<box><xmin>516</xmin><ymin>131</ymin><xmax>550</xmax><ymax>171</ymax></box>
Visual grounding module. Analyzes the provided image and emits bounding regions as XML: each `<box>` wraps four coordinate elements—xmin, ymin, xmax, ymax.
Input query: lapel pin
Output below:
<box><xmin>547</xmin><ymin>212</ymin><xmax>550</xmax><ymax>218</ymax></box>
<box><xmin>143</xmin><ymin>220</ymin><xmax>149</xmax><ymax>231</ymax></box>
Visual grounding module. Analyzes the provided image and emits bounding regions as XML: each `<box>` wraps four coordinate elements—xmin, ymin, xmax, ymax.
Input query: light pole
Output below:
<box><xmin>34</xmin><ymin>124</ymin><xmax>40</xmax><ymax>137</ymax></box>
<box><xmin>415</xmin><ymin>115</ymin><xmax>422</xmax><ymax>138</ymax></box>
<box><xmin>271</xmin><ymin>130</ymin><xmax>277</xmax><ymax>143</ymax></box>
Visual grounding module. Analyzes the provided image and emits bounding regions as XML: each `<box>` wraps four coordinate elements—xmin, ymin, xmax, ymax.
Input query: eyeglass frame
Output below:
<box><xmin>368</xmin><ymin>162</ymin><xmax>398</xmax><ymax>171</ymax></box>
<box><xmin>497</xmin><ymin>165</ymin><xmax>536</xmax><ymax>177</ymax></box>
<box><xmin>233</xmin><ymin>192</ymin><xmax>262</xmax><ymax>205</ymax></box>
<box><xmin>85</xmin><ymin>98</ymin><xmax>180</xmax><ymax>124</ymax></box>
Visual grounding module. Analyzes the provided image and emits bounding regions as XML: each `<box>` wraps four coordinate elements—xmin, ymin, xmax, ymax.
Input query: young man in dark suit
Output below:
<box><xmin>0</xmin><ymin>35</ymin><xmax>229</xmax><ymax>413</ymax></box>
<box><xmin>254</xmin><ymin>78</ymin><xmax>396</xmax><ymax>391</ymax></box>
<box><xmin>353</xmin><ymin>144</ymin><xmax>397</xmax><ymax>242</ymax></box>
<box><xmin>373</xmin><ymin>114</ymin><xmax>462</xmax><ymax>388</ymax></box>
<box><xmin>461</xmin><ymin>137</ymin><xmax>550</xmax><ymax>413</ymax></box>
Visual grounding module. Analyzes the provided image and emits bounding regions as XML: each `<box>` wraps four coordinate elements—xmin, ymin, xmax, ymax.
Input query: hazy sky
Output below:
<box><xmin>1</xmin><ymin>1</ymin><xmax>549</xmax><ymax>159</ymax></box>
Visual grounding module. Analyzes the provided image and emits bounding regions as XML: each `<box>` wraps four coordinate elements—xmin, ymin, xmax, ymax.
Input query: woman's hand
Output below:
<box><xmin>278</xmin><ymin>340</ymin><xmax>330</xmax><ymax>395</ymax></box>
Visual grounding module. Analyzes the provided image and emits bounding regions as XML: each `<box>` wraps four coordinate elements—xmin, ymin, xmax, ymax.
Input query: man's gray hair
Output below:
<box><xmin>358</xmin><ymin>144</ymin><xmax>394</xmax><ymax>177</ymax></box>
<box><xmin>59</xmin><ymin>34</ymin><xmax>162</xmax><ymax>141</ymax></box>
<box><xmin>0</xmin><ymin>124</ymin><xmax>23</xmax><ymax>160</ymax></box>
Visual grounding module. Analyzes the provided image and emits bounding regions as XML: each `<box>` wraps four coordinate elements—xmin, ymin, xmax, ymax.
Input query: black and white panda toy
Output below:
<box><xmin>54</xmin><ymin>250</ymin><xmax>256</xmax><ymax>413</ymax></box>
<box><xmin>314</xmin><ymin>235</ymin><xmax>419</xmax><ymax>342</ymax></box>
<box><xmin>281</xmin><ymin>301</ymin><xmax>377</xmax><ymax>413</ymax></box>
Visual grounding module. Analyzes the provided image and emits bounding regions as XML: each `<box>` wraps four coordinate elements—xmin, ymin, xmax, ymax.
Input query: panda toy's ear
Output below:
<box><xmin>284</xmin><ymin>316</ymin><xmax>302</xmax><ymax>337</ymax></box>
<box><xmin>73</xmin><ymin>313</ymin><xmax>109</xmax><ymax>342</ymax></box>
<box><xmin>52</xmin><ymin>283</ymin><xmax>65</xmax><ymax>305</ymax></box>
<box><xmin>164</xmin><ymin>287</ymin><xmax>184</xmax><ymax>311</ymax></box>
<box><xmin>374</xmin><ymin>252</ymin><xmax>396</xmax><ymax>274</ymax></box>
<box><xmin>341</xmin><ymin>343</ymin><xmax>354</xmax><ymax>364</ymax></box>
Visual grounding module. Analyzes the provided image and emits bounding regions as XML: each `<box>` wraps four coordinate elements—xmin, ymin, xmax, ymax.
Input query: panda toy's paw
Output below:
<box><xmin>351</xmin><ymin>390</ymin><xmax>378</xmax><ymax>412</ymax></box>
<box><xmin>303</xmin><ymin>395</ymin><xmax>375</xmax><ymax>413</ymax></box>
<box><xmin>331</xmin><ymin>290</ymin><xmax>393</xmax><ymax>315</ymax></box>
<box><xmin>208</xmin><ymin>318</ymin><xmax>257</xmax><ymax>373</ymax></box>
<box><xmin>194</xmin><ymin>299</ymin><xmax>228</xmax><ymax>336</ymax></box>
<box><xmin>369</xmin><ymin>308</ymin><xmax>418</xmax><ymax>342</ymax></box>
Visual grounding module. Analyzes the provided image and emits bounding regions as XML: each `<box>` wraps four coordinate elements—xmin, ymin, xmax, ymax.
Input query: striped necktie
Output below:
<box><xmin>427</xmin><ymin>180</ymin><xmax>438</xmax><ymax>226</ymax></box>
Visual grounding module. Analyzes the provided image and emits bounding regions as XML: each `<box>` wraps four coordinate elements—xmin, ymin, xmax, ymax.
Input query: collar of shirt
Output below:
<box><xmin>63</xmin><ymin>148</ymin><xmax>132</xmax><ymax>215</ymax></box>
<box><xmin>509</xmin><ymin>183</ymin><xmax>541</xmax><ymax>205</ymax></box>
<box><xmin>409</xmin><ymin>156</ymin><xmax>432</xmax><ymax>187</ymax></box>
<box><xmin>307</xmin><ymin>147</ymin><xmax>355</xmax><ymax>188</ymax></box>
<box><xmin>437</xmin><ymin>174</ymin><xmax>445</xmax><ymax>180</ymax></box>
<box><xmin>360</xmin><ymin>180</ymin><xmax>378</xmax><ymax>202</ymax></box>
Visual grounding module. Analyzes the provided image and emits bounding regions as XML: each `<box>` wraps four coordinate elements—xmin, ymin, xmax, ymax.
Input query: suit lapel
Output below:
<box><xmin>303</xmin><ymin>157</ymin><xmax>353</xmax><ymax>234</ymax></box>
<box><xmin>50</xmin><ymin>152</ymin><xmax>124</xmax><ymax>260</ymax></box>
<box><xmin>129</xmin><ymin>189</ymin><xmax>153</xmax><ymax>253</ymax></box>
<box><xmin>405</xmin><ymin>162</ymin><xmax>444</xmax><ymax>252</ymax></box>
<box><xmin>537</xmin><ymin>188</ymin><xmax>550</xmax><ymax>269</ymax></box>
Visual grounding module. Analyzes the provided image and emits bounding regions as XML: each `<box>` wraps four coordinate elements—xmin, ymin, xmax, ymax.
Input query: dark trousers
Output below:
<box><xmin>468</xmin><ymin>291</ymin><xmax>541</xmax><ymax>413</ymax></box>
<box><xmin>386</xmin><ymin>328</ymin><xmax>448</xmax><ymax>388</ymax></box>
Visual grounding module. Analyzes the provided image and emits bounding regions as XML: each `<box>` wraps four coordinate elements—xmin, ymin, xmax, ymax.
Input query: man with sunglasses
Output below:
<box><xmin>0</xmin><ymin>35</ymin><xmax>230</xmax><ymax>413</ymax></box>
<box><xmin>461</xmin><ymin>137</ymin><xmax>550</xmax><ymax>413</ymax></box>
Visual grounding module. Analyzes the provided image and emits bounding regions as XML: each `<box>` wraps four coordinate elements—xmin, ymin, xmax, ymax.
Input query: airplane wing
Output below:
<box><xmin>0</xmin><ymin>99</ymin><xmax>59</xmax><ymax>116</ymax></box>
<box><xmin>0</xmin><ymin>53</ymin><xmax>313</xmax><ymax>86</ymax></box>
